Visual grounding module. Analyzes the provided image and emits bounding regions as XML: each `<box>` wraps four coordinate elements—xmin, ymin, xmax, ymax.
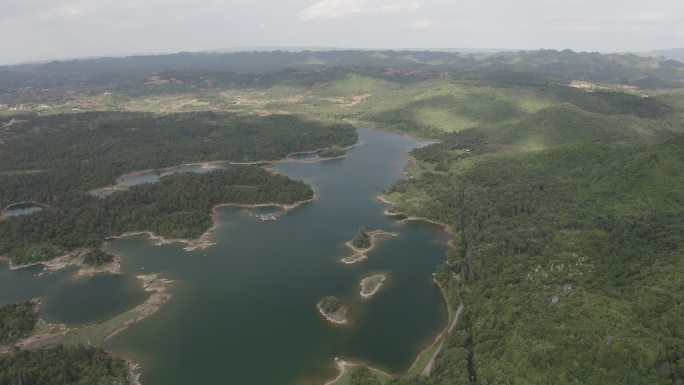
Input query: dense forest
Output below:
<box><xmin>0</xmin><ymin>344</ymin><xmax>130</xmax><ymax>385</ymax></box>
<box><xmin>385</xmin><ymin>132</ymin><xmax>684</xmax><ymax>384</ymax></box>
<box><xmin>0</xmin><ymin>166</ymin><xmax>313</xmax><ymax>264</ymax></box>
<box><xmin>0</xmin><ymin>302</ymin><xmax>37</xmax><ymax>345</ymax></box>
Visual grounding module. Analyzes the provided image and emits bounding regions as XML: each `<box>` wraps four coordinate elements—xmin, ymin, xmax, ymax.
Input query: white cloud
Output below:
<box><xmin>410</xmin><ymin>19</ymin><xmax>436</xmax><ymax>29</ymax></box>
<box><xmin>449</xmin><ymin>20</ymin><xmax>471</xmax><ymax>28</ymax></box>
<box><xmin>2</xmin><ymin>0</ymin><xmax>684</xmax><ymax>64</ymax></box>
<box><xmin>555</xmin><ymin>24</ymin><xmax>599</xmax><ymax>32</ymax></box>
<box><xmin>300</xmin><ymin>0</ymin><xmax>419</xmax><ymax>20</ymax></box>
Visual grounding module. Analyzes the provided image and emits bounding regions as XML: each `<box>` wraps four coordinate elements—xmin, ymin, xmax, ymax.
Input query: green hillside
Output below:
<box><xmin>383</xmin><ymin>126</ymin><xmax>684</xmax><ymax>385</ymax></box>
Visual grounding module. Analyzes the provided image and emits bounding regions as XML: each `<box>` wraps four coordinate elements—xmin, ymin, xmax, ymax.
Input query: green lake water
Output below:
<box><xmin>0</xmin><ymin>128</ymin><xmax>450</xmax><ymax>385</ymax></box>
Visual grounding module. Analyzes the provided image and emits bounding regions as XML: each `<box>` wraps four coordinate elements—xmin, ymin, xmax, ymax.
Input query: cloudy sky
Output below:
<box><xmin>1</xmin><ymin>0</ymin><xmax>683</xmax><ymax>64</ymax></box>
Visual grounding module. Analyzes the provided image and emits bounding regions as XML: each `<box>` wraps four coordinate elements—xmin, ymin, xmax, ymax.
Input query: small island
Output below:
<box><xmin>359</xmin><ymin>274</ymin><xmax>387</xmax><ymax>299</ymax></box>
<box><xmin>341</xmin><ymin>228</ymin><xmax>397</xmax><ymax>264</ymax></box>
<box><xmin>317</xmin><ymin>296</ymin><xmax>348</xmax><ymax>324</ymax></box>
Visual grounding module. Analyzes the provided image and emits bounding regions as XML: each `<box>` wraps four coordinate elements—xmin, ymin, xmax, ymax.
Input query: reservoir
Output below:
<box><xmin>1</xmin><ymin>128</ymin><xmax>450</xmax><ymax>385</ymax></box>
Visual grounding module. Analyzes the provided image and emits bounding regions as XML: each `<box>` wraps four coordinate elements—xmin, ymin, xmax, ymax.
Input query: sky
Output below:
<box><xmin>1</xmin><ymin>0</ymin><xmax>683</xmax><ymax>65</ymax></box>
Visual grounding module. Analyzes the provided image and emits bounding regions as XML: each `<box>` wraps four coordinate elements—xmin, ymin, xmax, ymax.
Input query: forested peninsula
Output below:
<box><xmin>0</xmin><ymin>112</ymin><xmax>356</xmax><ymax>264</ymax></box>
<box><xmin>381</xmin><ymin>121</ymin><xmax>684</xmax><ymax>385</ymax></box>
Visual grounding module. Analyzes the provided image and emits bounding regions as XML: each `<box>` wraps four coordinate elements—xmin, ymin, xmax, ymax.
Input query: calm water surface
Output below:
<box><xmin>1</xmin><ymin>202</ymin><xmax>44</xmax><ymax>217</ymax></box>
<box><xmin>1</xmin><ymin>128</ymin><xmax>449</xmax><ymax>385</ymax></box>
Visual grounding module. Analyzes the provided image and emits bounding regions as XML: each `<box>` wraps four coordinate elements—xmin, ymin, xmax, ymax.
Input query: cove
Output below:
<box><xmin>105</xmin><ymin>128</ymin><xmax>450</xmax><ymax>385</ymax></box>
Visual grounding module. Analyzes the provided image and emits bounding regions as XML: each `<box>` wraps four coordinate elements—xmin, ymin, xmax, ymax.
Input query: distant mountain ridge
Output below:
<box><xmin>1</xmin><ymin>49</ymin><xmax>682</xmax><ymax>89</ymax></box>
<box><xmin>638</xmin><ymin>48</ymin><xmax>684</xmax><ymax>62</ymax></box>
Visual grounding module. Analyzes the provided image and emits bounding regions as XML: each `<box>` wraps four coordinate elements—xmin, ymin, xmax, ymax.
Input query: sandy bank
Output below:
<box><xmin>316</xmin><ymin>303</ymin><xmax>348</xmax><ymax>325</ymax></box>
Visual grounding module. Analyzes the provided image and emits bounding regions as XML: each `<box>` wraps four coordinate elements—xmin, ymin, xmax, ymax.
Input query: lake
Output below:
<box><xmin>0</xmin><ymin>128</ymin><xmax>450</xmax><ymax>385</ymax></box>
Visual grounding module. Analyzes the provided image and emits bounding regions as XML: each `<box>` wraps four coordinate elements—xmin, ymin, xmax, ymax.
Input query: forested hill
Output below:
<box><xmin>383</xmin><ymin>127</ymin><xmax>684</xmax><ymax>384</ymax></box>
<box><xmin>1</xmin><ymin>49</ymin><xmax>682</xmax><ymax>89</ymax></box>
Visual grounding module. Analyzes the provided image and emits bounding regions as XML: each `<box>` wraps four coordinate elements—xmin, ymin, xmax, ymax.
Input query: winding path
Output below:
<box><xmin>421</xmin><ymin>300</ymin><xmax>464</xmax><ymax>378</ymax></box>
